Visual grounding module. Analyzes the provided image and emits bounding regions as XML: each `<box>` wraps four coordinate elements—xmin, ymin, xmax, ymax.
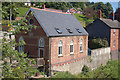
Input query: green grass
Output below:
<box><xmin>74</xmin><ymin>13</ymin><xmax>94</xmax><ymax>27</ymax></box>
<box><xmin>17</xmin><ymin>7</ymin><xmax>29</xmax><ymax>17</ymax></box>
<box><xmin>51</xmin><ymin>60</ymin><xmax>119</xmax><ymax>78</ymax></box>
<box><xmin>74</xmin><ymin>14</ymin><xmax>86</xmax><ymax>21</ymax></box>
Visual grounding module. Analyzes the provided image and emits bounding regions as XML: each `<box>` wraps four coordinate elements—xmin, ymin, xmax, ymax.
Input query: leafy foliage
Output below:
<box><xmin>81</xmin><ymin>65</ymin><xmax>90</xmax><ymax>75</ymax></box>
<box><xmin>93</xmin><ymin>60</ymin><xmax>119</xmax><ymax>78</ymax></box>
<box><xmin>1</xmin><ymin>12</ymin><xmax>39</xmax><ymax>78</ymax></box>
<box><xmin>88</xmin><ymin>38</ymin><xmax>109</xmax><ymax>49</ymax></box>
<box><xmin>92</xmin><ymin>2</ymin><xmax>113</xmax><ymax>18</ymax></box>
<box><xmin>2</xmin><ymin>2</ymin><xmax>29</xmax><ymax>20</ymax></box>
<box><xmin>51</xmin><ymin>71</ymin><xmax>76</xmax><ymax>78</ymax></box>
<box><xmin>45</xmin><ymin>2</ymin><xmax>71</xmax><ymax>11</ymax></box>
<box><xmin>45</xmin><ymin>2</ymin><xmax>113</xmax><ymax>19</ymax></box>
<box><xmin>2</xmin><ymin>2</ymin><xmax>19</xmax><ymax>20</ymax></box>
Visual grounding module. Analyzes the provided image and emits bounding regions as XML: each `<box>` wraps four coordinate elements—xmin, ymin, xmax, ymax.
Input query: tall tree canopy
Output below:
<box><xmin>2</xmin><ymin>2</ymin><xmax>113</xmax><ymax>20</ymax></box>
<box><xmin>45</xmin><ymin>2</ymin><xmax>71</xmax><ymax>11</ymax></box>
<box><xmin>92</xmin><ymin>2</ymin><xmax>113</xmax><ymax>18</ymax></box>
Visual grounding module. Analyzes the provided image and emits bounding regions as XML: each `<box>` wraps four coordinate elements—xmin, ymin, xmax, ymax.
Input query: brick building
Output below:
<box><xmin>67</xmin><ymin>8</ymin><xmax>80</xmax><ymax>14</ymax></box>
<box><xmin>16</xmin><ymin>6</ymin><xmax>88</xmax><ymax>75</ymax></box>
<box><xmin>86</xmin><ymin>10</ymin><xmax>120</xmax><ymax>60</ymax></box>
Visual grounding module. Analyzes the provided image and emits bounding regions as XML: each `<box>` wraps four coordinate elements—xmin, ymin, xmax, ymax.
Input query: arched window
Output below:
<box><xmin>38</xmin><ymin>38</ymin><xmax>44</xmax><ymax>47</ymax></box>
<box><xmin>80</xmin><ymin>39</ymin><xmax>83</xmax><ymax>52</ymax></box>
<box><xmin>58</xmin><ymin>40</ymin><xmax>63</xmax><ymax>56</ymax></box>
<box><xmin>70</xmin><ymin>40</ymin><xmax>74</xmax><ymax>54</ymax></box>
<box><xmin>19</xmin><ymin>36</ymin><xmax>24</xmax><ymax>52</ymax></box>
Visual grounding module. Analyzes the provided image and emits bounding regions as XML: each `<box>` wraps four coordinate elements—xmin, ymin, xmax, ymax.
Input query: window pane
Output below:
<box><xmin>70</xmin><ymin>45</ymin><xmax>73</xmax><ymax>52</ymax></box>
<box><xmin>58</xmin><ymin>46</ymin><xmax>62</xmax><ymax>55</ymax></box>
<box><xmin>60</xmin><ymin>46</ymin><xmax>62</xmax><ymax>54</ymax></box>
<box><xmin>59</xmin><ymin>47</ymin><xmax>61</xmax><ymax>55</ymax></box>
<box><xmin>40</xmin><ymin>49</ymin><xmax>43</xmax><ymax>58</ymax></box>
<box><xmin>80</xmin><ymin>44</ymin><xmax>82</xmax><ymax>51</ymax></box>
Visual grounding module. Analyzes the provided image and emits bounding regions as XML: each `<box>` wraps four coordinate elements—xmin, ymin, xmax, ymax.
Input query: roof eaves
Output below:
<box><xmin>49</xmin><ymin>34</ymin><xmax>88</xmax><ymax>37</ymax></box>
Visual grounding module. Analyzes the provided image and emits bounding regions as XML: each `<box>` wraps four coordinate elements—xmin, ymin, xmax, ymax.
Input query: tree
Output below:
<box><xmin>2</xmin><ymin>2</ymin><xmax>19</xmax><ymax>20</ymax></box>
<box><xmin>1</xmin><ymin>12</ymin><xmax>39</xmax><ymax>78</ymax></box>
<box><xmin>115</xmin><ymin>8</ymin><xmax>120</xmax><ymax>22</ymax></box>
<box><xmin>92</xmin><ymin>2</ymin><xmax>113</xmax><ymax>18</ymax></box>
<box><xmin>31</xmin><ymin>2</ymin><xmax>45</xmax><ymax>7</ymax></box>
<box><xmin>88</xmin><ymin>38</ymin><xmax>109</xmax><ymax>49</ymax></box>
<box><xmin>45</xmin><ymin>2</ymin><xmax>71</xmax><ymax>10</ymax></box>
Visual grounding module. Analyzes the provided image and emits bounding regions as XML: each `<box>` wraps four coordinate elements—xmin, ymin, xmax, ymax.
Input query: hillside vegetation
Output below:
<box><xmin>51</xmin><ymin>60</ymin><xmax>119</xmax><ymax>78</ymax></box>
<box><xmin>17</xmin><ymin>7</ymin><xmax>29</xmax><ymax>17</ymax></box>
<box><xmin>74</xmin><ymin>13</ymin><xmax>94</xmax><ymax>27</ymax></box>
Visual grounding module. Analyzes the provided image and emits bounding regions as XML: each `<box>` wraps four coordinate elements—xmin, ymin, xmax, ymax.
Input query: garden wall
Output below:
<box><xmin>89</xmin><ymin>47</ymin><xmax>111</xmax><ymax>70</ymax></box>
<box><xmin>51</xmin><ymin>47</ymin><xmax>111</xmax><ymax>75</ymax></box>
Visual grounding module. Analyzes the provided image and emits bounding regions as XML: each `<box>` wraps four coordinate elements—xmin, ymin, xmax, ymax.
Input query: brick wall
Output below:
<box><xmin>118</xmin><ymin>29</ymin><xmax>120</xmax><ymax>51</ymax></box>
<box><xmin>110</xmin><ymin>29</ymin><xmax>119</xmax><ymax>60</ymax></box>
<box><xmin>49</xmin><ymin>35</ymin><xmax>88</xmax><ymax>65</ymax></box>
<box><xmin>110</xmin><ymin>29</ymin><xmax>119</xmax><ymax>51</ymax></box>
<box><xmin>16</xmin><ymin>11</ymin><xmax>49</xmax><ymax>66</ymax></box>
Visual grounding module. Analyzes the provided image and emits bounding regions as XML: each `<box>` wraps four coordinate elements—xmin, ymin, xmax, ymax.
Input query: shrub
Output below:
<box><xmin>88</xmin><ymin>38</ymin><xmax>109</xmax><ymax>49</ymax></box>
<box><xmin>82</xmin><ymin>65</ymin><xmax>90</xmax><ymax>75</ymax></box>
<box><xmin>88</xmin><ymin>56</ymin><xmax>92</xmax><ymax>62</ymax></box>
<box><xmin>51</xmin><ymin>71</ymin><xmax>75</xmax><ymax>78</ymax></box>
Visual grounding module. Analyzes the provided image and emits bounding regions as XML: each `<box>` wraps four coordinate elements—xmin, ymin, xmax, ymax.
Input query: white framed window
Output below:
<box><xmin>19</xmin><ymin>36</ymin><xmax>24</xmax><ymax>52</ymax></box>
<box><xmin>58</xmin><ymin>40</ymin><xmax>63</xmax><ymax>56</ymax></box>
<box><xmin>80</xmin><ymin>39</ymin><xmax>83</xmax><ymax>52</ymax></box>
<box><xmin>113</xmin><ymin>29</ymin><xmax>116</xmax><ymax>36</ymax></box>
<box><xmin>38</xmin><ymin>38</ymin><xmax>44</xmax><ymax>47</ymax></box>
<box><xmin>70</xmin><ymin>40</ymin><xmax>74</xmax><ymax>54</ymax></box>
<box><xmin>113</xmin><ymin>40</ymin><xmax>116</xmax><ymax>48</ymax></box>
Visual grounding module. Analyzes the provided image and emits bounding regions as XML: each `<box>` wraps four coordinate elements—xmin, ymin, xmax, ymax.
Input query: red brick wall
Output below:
<box><xmin>118</xmin><ymin>29</ymin><xmax>120</xmax><ymax>51</ymax></box>
<box><xmin>16</xmin><ymin>11</ymin><xmax>49</xmax><ymax>61</ymax></box>
<box><xmin>49</xmin><ymin>35</ymin><xmax>88</xmax><ymax>65</ymax></box>
<box><xmin>110</xmin><ymin>29</ymin><xmax>119</xmax><ymax>51</ymax></box>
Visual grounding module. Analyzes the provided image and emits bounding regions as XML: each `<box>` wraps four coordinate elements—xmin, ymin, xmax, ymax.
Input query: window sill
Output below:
<box><xmin>58</xmin><ymin>54</ymin><xmax>63</xmax><ymax>57</ymax></box>
<box><xmin>80</xmin><ymin>51</ymin><xmax>83</xmax><ymax>53</ymax></box>
<box><xmin>70</xmin><ymin>52</ymin><xmax>74</xmax><ymax>55</ymax></box>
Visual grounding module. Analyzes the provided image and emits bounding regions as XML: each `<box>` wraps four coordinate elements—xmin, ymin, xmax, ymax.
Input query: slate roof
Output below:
<box><xmin>100</xmin><ymin>18</ymin><xmax>120</xmax><ymax>29</ymax></box>
<box><xmin>26</xmin><ymin>7</ymin><xmax>88</xmax><ymax>37</ymax></box>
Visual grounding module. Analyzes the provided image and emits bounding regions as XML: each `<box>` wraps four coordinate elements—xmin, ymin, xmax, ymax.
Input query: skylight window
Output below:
<box><xmin>66</xmin><ymin>28</ymin><xmax>73</xmax><ymax>33</ymax></box>
<box><xmin>55</xmin><ymin>28</ymin><xmax>62</xmax><ymax>34</ymax></box>
<box><xmin>76</xmin><ymin>28</ymin><xmax>82</xmax><ymax>33</ymax></box>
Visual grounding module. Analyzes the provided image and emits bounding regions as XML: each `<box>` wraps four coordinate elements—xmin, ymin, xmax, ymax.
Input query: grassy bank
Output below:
<box><xmin>17</xmin><ymin>7</ymin><xmax>29</xmax><ymax>17</ymax></box>
<box><xmin>74</xmin><ymin>13</ymin><xmax>94</xmax><ymax>27</ymax></box>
